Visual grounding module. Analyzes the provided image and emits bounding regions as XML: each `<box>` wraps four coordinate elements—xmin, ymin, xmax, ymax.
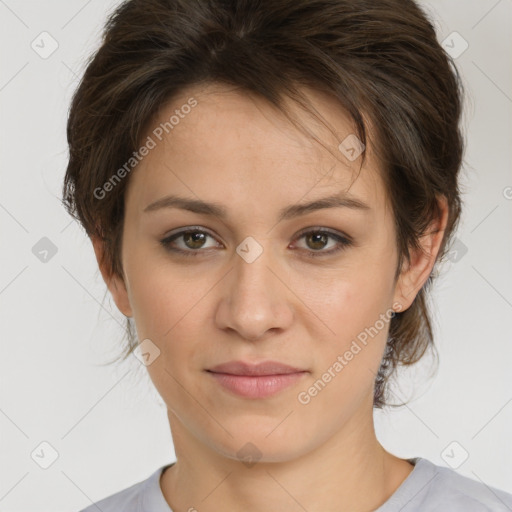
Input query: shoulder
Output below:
<box><xmin>380</xmin><ymin>457</ymin><xmax>512</xmax><ymax>512</ymax></box>
<box><xmin>77</xmin><ymin>464</ymin><xmax>173</xmax><ymax>512</ymax></box>
<box><xmin>428</xmin><ymin>460</ymin><xmax>512</xmax><ymax>511</ymax></box>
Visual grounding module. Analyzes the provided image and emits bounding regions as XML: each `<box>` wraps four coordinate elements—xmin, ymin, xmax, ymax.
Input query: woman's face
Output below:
<box><xmin>96</xmin><ymin>83</ymin><xmax>424</xmax><ymax>463</ymax></box>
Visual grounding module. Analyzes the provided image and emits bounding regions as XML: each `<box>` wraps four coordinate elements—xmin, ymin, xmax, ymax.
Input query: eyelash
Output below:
<box><xmin>160</xmin><ymin>226</ymin><xmax>353</xmax><ymax>259</ymax></box>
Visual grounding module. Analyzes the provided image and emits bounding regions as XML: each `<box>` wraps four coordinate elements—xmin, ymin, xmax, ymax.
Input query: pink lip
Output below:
<box><xmin>206</xmin><ymin>360</ymin><xmax>308</xmax><ymax>399</ymax></box>
<box><xmin>207</xmin><ymin>360</ymin><xmax>306</xmax><ymax>376</ymax></box>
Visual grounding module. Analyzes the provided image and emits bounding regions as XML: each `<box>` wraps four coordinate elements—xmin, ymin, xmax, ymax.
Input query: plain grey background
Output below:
<box><xmin>1</xmin><ymin>1</ymin><xmax>511</xmax><ymax>510</ymax></box>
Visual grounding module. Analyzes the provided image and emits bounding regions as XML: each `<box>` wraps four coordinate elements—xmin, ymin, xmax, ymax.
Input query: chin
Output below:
<box><xmin>221</xmin><ymin>443</ymin><xmax>305</xmax><ymax>466</ymax></box>
<box><xmin>206</xmin><ymin>424</ymin><xmax>315</xmax><ymax>466</ymax></box>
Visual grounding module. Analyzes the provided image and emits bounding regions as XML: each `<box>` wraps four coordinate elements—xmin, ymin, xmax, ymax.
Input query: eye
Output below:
<box><xmin>160</xmin><ymin>226</ymin><xmax>353</xmax><ymax>258</ymax></box>
<box><xmin>161</xmin><ymin>227</ymin><xmax>219</xmax><ymax>256</ymax></box>
<box><xmin>291</xmin><ymin>228</ymin><xmax>353</xmax><ymax>258</ymax></box>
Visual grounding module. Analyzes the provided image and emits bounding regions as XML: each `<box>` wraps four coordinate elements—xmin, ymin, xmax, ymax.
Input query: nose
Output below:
<box><xmin>214</xmin><ymin>240</ymin><xmax>294</xmax><ymax>341</ymax></box>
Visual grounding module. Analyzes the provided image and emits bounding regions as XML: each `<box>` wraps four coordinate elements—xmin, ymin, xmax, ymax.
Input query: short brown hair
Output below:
<box><xmin>62</xmin><ymin>0</ymin><xmax>465</xmax><ymax>408</ymax></box>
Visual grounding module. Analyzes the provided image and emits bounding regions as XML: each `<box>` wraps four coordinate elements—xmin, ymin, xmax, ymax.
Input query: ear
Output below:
<box><xmin>91</xmin><ymin>235</ymin><xmax>133</xmax><ymax>318</ymax></box>
<box><xmin>392</xmin><ymin>195</ymin><xmax>449</xmax><ymax>312</ymax></box>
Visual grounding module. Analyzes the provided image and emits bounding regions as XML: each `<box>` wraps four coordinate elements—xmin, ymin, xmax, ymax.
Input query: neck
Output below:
<box><xmin>160</xmin><ymin>405</ymin><xmax>414</xmax><ymax>512</ymax></box>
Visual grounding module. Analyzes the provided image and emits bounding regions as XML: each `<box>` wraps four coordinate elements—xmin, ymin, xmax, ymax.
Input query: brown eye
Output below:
<box><xmin>182</xmin><ymin>231</ymin><xmax>208</xmax><ymax>249</ymax></box>
<box><xmin>160</xmin><ymin>226</ymin><xmax>353</xmax><ymax>259</ymax></box>
<box><xmin>305</xmin><ymin>232</ymin><xmax>330</xmax><ymax>251</ymax></box>
<box><xmin>293</xmin><ymin>228</ymin><xmax>353</xmax><ymax>258</ymax></box>
<box><xmin>161</xmin><ymin>228</ymin><xmax>219</xmax><ymax>256</ymax></box>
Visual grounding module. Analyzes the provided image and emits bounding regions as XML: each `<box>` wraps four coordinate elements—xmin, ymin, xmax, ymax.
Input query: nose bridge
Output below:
<box><xmin>233</xmin><ymin>235</ymin><xmax>275</xmax><ymax>297</ymax></box>
<box><xmin>232</xmin><ymin>234</ymin><xmax>279</xmax><ymax>308</ymax></box>
<box><xmin>215</xmin><ymin>235</ymin><xmax>293</xmax><ymax>340</ymax></box>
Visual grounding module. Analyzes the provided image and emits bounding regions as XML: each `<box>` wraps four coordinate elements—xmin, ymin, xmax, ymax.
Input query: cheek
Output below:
<box><xmin>125</xmin><ymin>251</ymin><xmax>202</xmax><ymax>339</ymax></box>
<box><xmin>303</xmin><ymin>260</ymin><xmax>395</xmax><ymax>396</ymax></box>
<box><xmin>313</xmin><ymin>263</ymin><xmax>394</xmax><ymax>335</ymax></box>
<box><xmin>124</xmin><ymin>259</ymin><xmax>212</xmax><ymax>365</ymax></box>
<box><xmin>126</xmin><ymin>269</ymin><xmax>209</xmax><ymax>408</ymax></box>
<box><xmin>297</xmin><ymin>279</ymin><xmax>392</xmax><ymax>422</ymax></box>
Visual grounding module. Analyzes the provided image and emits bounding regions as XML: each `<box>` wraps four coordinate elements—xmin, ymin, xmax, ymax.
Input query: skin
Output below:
<box><xmin>93</xmin><ymin>82</ymin><xmax>448</xmax><ymax>512</ymax></box>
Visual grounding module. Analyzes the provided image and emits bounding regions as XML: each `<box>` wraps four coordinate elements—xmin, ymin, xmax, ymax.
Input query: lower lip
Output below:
<box><xmin>207</xmin><ymin>371</ymin><xmax>308</xmax><ymax>399</ymax></box>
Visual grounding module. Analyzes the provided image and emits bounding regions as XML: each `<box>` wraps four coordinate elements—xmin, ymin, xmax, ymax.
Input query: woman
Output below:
<box><xmin>63</xmin><ymin>0</ymin><xmax>512</xmax><ymax>510</ymax></box>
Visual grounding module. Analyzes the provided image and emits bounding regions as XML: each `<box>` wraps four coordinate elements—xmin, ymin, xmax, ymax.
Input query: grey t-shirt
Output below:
<box><xmin>78</xmin><ymin>457</ymin><xmax>512</xmax><ymax>511</ymax></box>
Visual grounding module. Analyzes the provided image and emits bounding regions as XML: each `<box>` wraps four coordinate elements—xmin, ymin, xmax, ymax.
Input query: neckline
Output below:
<box><xmin>153</xmin><ymin>458</ymin><xmax>426</xmax><ymax>512</ymax></box>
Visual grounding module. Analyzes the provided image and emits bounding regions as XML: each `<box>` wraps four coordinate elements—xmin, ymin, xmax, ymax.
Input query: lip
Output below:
<box><xmin>207</xmin><ymin>360</ymin><xmax>307</xmax><ymax>376</ymax></box>
<box><xmin>206</xmin><ymin>360</ymin><xmax>309</xmax><ymax>399</ymax></box>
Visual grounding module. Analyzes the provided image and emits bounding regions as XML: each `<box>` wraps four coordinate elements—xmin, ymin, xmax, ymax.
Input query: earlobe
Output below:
<box><xmin>393</xmin><ymin>196</ymin><xmax>449</xmax><ymax>312</ymax></box>
<box><xmin>91</xmin><ymin>235</ymin><xmax>133</xmax><ymax>318</ymax></box>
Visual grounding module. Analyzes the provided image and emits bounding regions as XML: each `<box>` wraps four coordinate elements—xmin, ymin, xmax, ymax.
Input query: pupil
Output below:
<box><xmin>309</xmin><ymin>233</ymin><xmax>327</xmax><ymax>250</ymax></box>
<box><xmin>186</xmin><ymin>232</ymin><xmax>205</xmax><ymax>248</ymax></box>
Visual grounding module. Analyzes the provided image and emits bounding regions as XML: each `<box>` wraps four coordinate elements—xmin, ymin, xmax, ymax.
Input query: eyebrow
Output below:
<box><xmin>143</xmin><ymin>192</ymin><xmax>370</xmax><ymax>221</ymax></box>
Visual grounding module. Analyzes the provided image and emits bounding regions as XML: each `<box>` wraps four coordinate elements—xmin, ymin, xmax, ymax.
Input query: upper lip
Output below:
<box><xmin>207</xmin><ymin>360</ymin><xmax>307</xmax><ymax>376</ymax></box>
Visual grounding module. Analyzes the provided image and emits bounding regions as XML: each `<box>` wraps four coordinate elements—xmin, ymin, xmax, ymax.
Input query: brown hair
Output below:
<box><xmin>62</xmin><ymin>0</ymin><xmax>465</xmax><ymax>408</ymax></box>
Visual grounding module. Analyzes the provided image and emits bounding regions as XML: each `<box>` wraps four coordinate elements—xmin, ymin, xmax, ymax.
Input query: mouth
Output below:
<box><xmin>205</xmin><ymin>360</ymin><xmax>309</xmax><ymax>399</ymax></box>
<box><xmin>206</xmin><ymin>360</ymin><xmax>307</xmax><ymax>376</ymax></box>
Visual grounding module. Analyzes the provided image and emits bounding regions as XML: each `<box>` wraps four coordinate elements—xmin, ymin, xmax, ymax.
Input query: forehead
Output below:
<box><xmin>126</xmin><ymin>82</ymin><xmax>387</xmax><ymax>217</ymax></box>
